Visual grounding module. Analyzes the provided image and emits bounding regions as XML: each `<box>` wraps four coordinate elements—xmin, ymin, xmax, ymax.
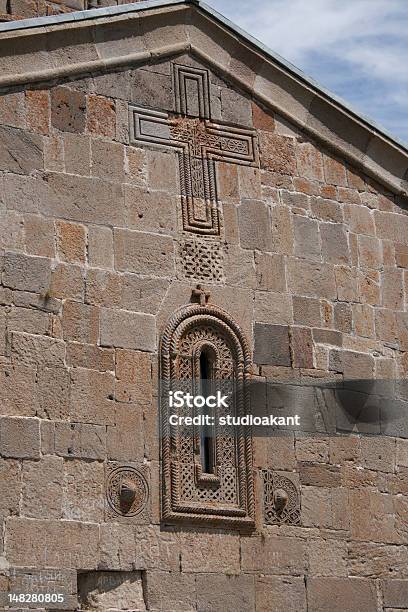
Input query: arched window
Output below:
<box><xmin>160</xmin><ymin>300</ymin><xmax>255</xmax><ymax>529</ymax></box>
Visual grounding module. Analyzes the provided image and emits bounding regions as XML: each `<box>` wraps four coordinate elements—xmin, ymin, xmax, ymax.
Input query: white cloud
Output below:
<box><xmin>207</xmin><ymin>0</ymin><xmax>408</xmax><ymax>141</ymax></box>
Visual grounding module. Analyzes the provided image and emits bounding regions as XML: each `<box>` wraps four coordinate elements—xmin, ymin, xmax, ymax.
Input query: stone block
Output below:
<box><xmin>294</xmin><ymin>215</ymin><xmax>320</xmax><ymax>262</ymax></box>
<box><xmin>78</xmin><ymin>570</ymin><xmax>145</xmax><ymax>612</ymax></box>
<box><xmin>329</xmin><ymin>349</ymin><xmax>374</xmax><ymax>379</ymax></box>
<box><xmin>63</xmin><ymin>133</ymin><xmax>91</xmax><ymax>176</ymax></box>
<box><xmin>291</xmin><ymin>326</ymin><xmax>313</xmax><ymax>368</ymax></box>
<box><xmin>382</xmin><ymin>268</ymin><xmax>404</xmax><ymax>310</ymax></box>
<box><xmin>241</xmin><ymin>535</ymin><xmax>307</xmax><ymax>574</ymax></box>
<box><xmin>37</xmin><ymin>366</ymin><xmax>70</xmax><ymax>420</ymax></box>
<box><xmin>334</xmin><ymin>302</ymin><xmax>352</xmax><ymax>333</ymax></box>
<box><xmin>63</xmin><ymin>459</ymin><xmax>104</xmax><ymax>522</ymax></box>
<box><xmin>11</xmin><ymin>331</ymin><xmax>65</xmax><ymax>368</ymax></box>
<box><xmin>301</xmin><ymin>485</ymin><xmax>332</xmax><ymax>528</ymax></box>
<box><xmin>124</xmin><ymin>184</ymin><xmax>177</xmax><ymax>233</ymax></box>
<box><xmin>114</xmin><ymin>228</ymin><xmax>174</xmax><ymax>276</ymax></box>
<box><xmin>348</xmin><ymin>541</ymin><xmax>408</xmax><ymax>578</ymax></box>
<box><xmin>259</xmin><ymin>132</ymin><xmax>296</xmax><ymax>175</ymax></box>
<box><xmin>308</xmin><ymin>538</ymin><xmax>348</xmax><ymax>577</ymax></box>
<box><xmin>5</xmin><ymin>517</ymin><xmax>99</xmax><ymax>569</ymax></box>
<box><xmin>24</xmin><ymin>213</ymin><xmax>55</xmax><ymax>258</ymax></box>
<box><xmin>146</xmin><ymin>149</ymin><xmax>178</xmax><ymax>193</ymax></box>
<box><xmin>224</xmin><ymin>244</ymin><xmax>256</xmax><ymax>288</ymax></box>
<box><xmin>334</xmin><ymin>266</ymin><xmax>358</xmax><ymax>302</ymax></box>
<box><xmin>87</xmin><ymin>94</ymin><xmax>116</xmax><ymax>138</ymax></box>
<box><xmin>21</xmin><ymin>456</ymin><xmax>63</xmax><ymax>519</ymax></box>
<box><xmin>50</xmin><ymin>263</ymin><xmax>84</xmax><ymax>301</ymax></box>
<box><xmin>323</xmin><ymin>153</ymin><xmax>347</xmax><ymax>186</ymax></box>
<box><xmin>287</xmin><ymin>258</ymin><xmax>336</xmax><ymax>300</ymax></box>
<box><xmin>0</xmin><ymin>125</ymin><xmax>43</xmax><ymax>174</ymax></box>
<box><xmin>56</xmin><ymin>221</ymin><xmax>86</xmax><ymax>264</ymax></box>
<box><xmin>44</xmin><ymin>133</ymin><xmax>64</xmax><ymax>172</ymax></box>
<box><xmin>0</xmin><ymin>458</ymin><xmax>21</xmax><ymax>515</ymax></box>
<box><xmin>238</xmin><ymin>199</ymin><xmax>272</xmax><ymax>251</ymax></box>
<box><xmin>382</xmin><ymin>579</ymin><xmax>408</xmax><ymax>608</ymax></box>
<box><xmin>375</xmin><ymin>210</ymin><xmax>408</xmax><ymax>244</ymax></box>
<box><xmin>70</xmin><ymin>368</ymin><xmax>115</xmax><ymax>426</ymax></box>
<box><xmin>254</xmin><ymin>323</ymin><xmax>291</xmax><ymax>366</ymax></box>
<box><xmin>107</xmin><ymin>403</ymin><xmax>144</xmax><ymax>462</ymax></box>
<box><xmin>253</xmin><ymin>251</ymin><xmax>286</xmax><ymax>292</ymax></box>
<box><xmin>51</xmin><ymin>86</ymin><xmax>86</xmax><ymax>133</ymax></box>
<box><xmin>299</xmin><ymin>462</ymin><xmax>341</xmax><ymax>487</ymax></box>
<box><xmin>295</xmin><ymin>436</ymin><xmax>329</xmax><ymax>463</ymax></box>
<box><xmin>0</xmin><ymin>416</ymin><xmax>40</xmax><ymax>459</ymax></box>
<box><xmin>281</xmin><ymin>190</ymin><xmax>309</xmax><ymax>211</ymax></box>
<box><xmin>360</xmin><ymin>270</ymin><xmax>381</xmax><ymax>305</ymax></box>
<box><xmin>346</xmin><ymin>204</ymin><xmax>375</xmax><ymax>236</ymax></box>
<box><xmin>349</xmin><ymin>489</ymin><xmax>397</xmax><ymax>543</ymax></box>
<box><xmin>310</xmin><ymin>196</ymin><xmax>343</xmax><ymax>222</ymax></box>
<box><xmin>0</xmin><ymin>208</ymin><xmax>25</xmax><ymax>252</ymax></box>
<box><xmin>55</xmin><ymin>422</ymin><xmax>106</xmax><ymax>460</ymax></box>
<box><xmin>145</xmin><ymin>571</ymin><xmax>196</xmax><ymax>612</ymax></box>
<box><xmin>115</xmin><ymin>349</ymin><xmax>152</xmax><ymax>402</ymax></box>
<box><xmin>312</xmin><ymin>328</ymin><xmax>342</xmax><ymax>346</ymax></box>
<box><xmin>88</xmin><ymin>225</ymin><xmax>114</xmax><ymax>269</ymax></box>
<box><xmin>252</xmin><ymin>101</ymin><xmax>275</xmax><ymax>131</ymax></box>
<box><xmin>360</xmin><ymin>436</ymin><xmax>396</xmax><ymax>473</ymax></box>
<box><xmin>255</xmin><ymin>576</ymin><xmax>306</xmax><ymax>612</ymax></box>
<box><xmin>0</xmin><ymin>364</ymin><xmax>39</xmax><ymax>417</ymax></box>
<box><xmin>67</xmin><ymin>342</ymin><xmax>114</xmax><ymax>372</ymax></box>
<box><xmin>254</xmin><ymin>291</ymin><xmax>292</xmax><ymax>325</ymax></box>
<box><xmin>100</xmin><ymin>308</ymin><xmax>155</xmax><ymax>351</ymax></box>
<box><xmin>321</xmin><ymin>223</ymin><xmax>350</xmax><ymax>264</ymax></box>
<box><xmin>0</xmin><ymin>91</ymin><xmax>25</xmax><ymax>129</ymax></box>
<box><xmin>62</xmin><ymin>300</ymin><xmax>99</xmax><ymax>344</ymax></box>
<box><xmin>180</xmin><ymin>531</ymin><xmax>240</xmax><ymax>574</ymax></box>
<box><xmin>271</xmin><ymin>205</ymin><xmax>294</xmax><ymax>255</ymax></box>
<box><xmin>293</xmin><ymin>296</ymin><xmax>321</xmax><ymax>327</ymax></box>
<box><xmin>358</xmin><ymin>235</ymin><xmax>382</xmax><ymax>270</ymax></box>
<box><xmin>353</xmin><ymin>303</ymin><xmax>374</xmax><ymax>338</ymax></box>
<box><xmin>91</xmin><ymin>138</ymin><xmax>125</xmax><ymax>182</ymax></box>
<box><xmin>3</xmin><ymin>252</ymin><xmax>51</xmax><ymax>293</ymax></box>
<box><xmin>196</xmin><ymin>573</ymin><xmax>255</xmax><ymax>612</ymax></box>
<box><xmin>25</xmin><ymin>90</ymin><xmax>50</xmax><ymax>136</ymax></box>
<box><xmin>296</xmin><ymin>141</ymin><xmax>324</xmax><ymax>181</ymax></box>
<box><xmin>307</xmin><ymin>577</ymin><xmax>377</xmax><ymax>612</ymax></box>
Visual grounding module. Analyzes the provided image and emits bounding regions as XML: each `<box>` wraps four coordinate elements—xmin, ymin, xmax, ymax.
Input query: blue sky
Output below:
<box><xmin>208</xmin><ymin>0</ymin><xmax>408</xmax><ymax>146</ymax></box>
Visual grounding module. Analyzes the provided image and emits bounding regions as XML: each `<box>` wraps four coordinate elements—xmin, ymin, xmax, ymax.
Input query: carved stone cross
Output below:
<box><xmin>129</xmin><ymin>63</ymin><xmax>259</xmax><ymax>235</ymax></box>
<box><xmin>191</xmin><ymin>284</ymin><xmax>210</xmax><ymax>306</ymax></box>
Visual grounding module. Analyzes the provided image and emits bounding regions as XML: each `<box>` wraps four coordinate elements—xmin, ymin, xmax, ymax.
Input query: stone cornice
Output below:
<box><xmin>0</xmin><ymin>0</ymin><xmax>406</xmax><ymax>198</ymax></box>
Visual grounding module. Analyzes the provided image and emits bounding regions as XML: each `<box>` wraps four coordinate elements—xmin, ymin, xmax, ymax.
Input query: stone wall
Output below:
<box><xmin>0</xmin><ymin>51</ymin><xmax>407</xmax><ymax>612</ymax></box>
<box><xmin>0</xmin><ymin>0</ymin><xmax>143</xmax><ymax>22</ymax></box>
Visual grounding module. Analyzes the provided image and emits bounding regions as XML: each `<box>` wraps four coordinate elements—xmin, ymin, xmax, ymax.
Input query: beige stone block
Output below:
<box><xmin>56</xmin><ymin>220</ymin><xmax>87</xmax><ymax>264</ymax></box>
<box><xmin>349</xmin><ymin>541</ymin><xmax>408</xmax><ymax>578</ymax></box>
<box><xmin>291</xmin><ymin>325</ymin><xmax>314</xmax><ymax>368</ymax></box>
<box><xmin>375</xmin><ymin>210</ymin><xmax>408</xmax><ymax>244</ymax></box>
<box><xmin>25</xmin><ymin>91</ymin><xmax>49</xmax><ymax>134</ymax></box>
<box><xmin>107</xmin><ymin>403</ymin><xmax>144</xmax><ymax>462</ymax></box>
<box><xmin>50</xmin><ymin>263</ymin><xmax>84</xmax><ymax>302</ymax></box>
<box><xmin>196</xmin><ymin>574</ymin><xmax>255</xmax><ymax>612</ymax></box>
<box><xmin>0</xmin><ymin>458</ymin><xmax>21</xmax><ymax>515</ymax></box>
<box><xmin>358</xmin><ymin>235</ymin><xmax>382</xmax><ymax>270</ymax></box>
<box><xmin>44</xmin><ymin>134</ymin><xmax>64</xmax><ymax>172</ymax></box>
<box><xmin>323</xmin><ymin>153</ymin><xmax>347</xmax><ymax>186</ymax></box>
<box><xmin>292</xmin><ymin>295</ymin><xmax>321</xmax><ymax>327</ymax></box>
<box><xmin>99</xmin><ymin>524</ymin><xmax>180</xmax><ymax>571</ymax></box>
<box><xmin>299</xmin><ymin>462</ymin><xmax>341</xmax><ymax>487</ymax></box>
<box><xmin>114</xmin><ymin>228</ymin><xmax>174</xmax><ymax>276</ymax></box>
<box><xmin>180</xmin><ymin>531</ymin><xmax>240</xmax><ymax>574</ymax></box>
<box><xmin>294</xmin><ymin>215</ymin><xmax>321</xmax><ymax>262</ymax></box>
<box><xmin>24</xmin><ymin>214</ymin><xmax>55</xmax><ymax>259</ymax></box>
<box><xmin>63</xmin><ymin>133</ymin><xmax>91</xmax><ymax>176</ymax></box>
<box><xmin>329</xmin><ymin>435</ymin><xmax>360</xmax><ymax>465</ymax></box>
<box><xmin>0</xmin><ymin>125</ymin><xmax>43</xmax><ymax>175</ymax></box>
<box><xmin>301</xmin><ymin>485</ymin><xmax>332</xmax><ymax>528</ymax></box>
<box><xmin>334</xmin><ymin>265</ymin><xmax>358</xmax><ymax>302</ymax></box>
<box><xmin>255</xmin><ymin>291</ymin><xmax>292</xmax><ymax>325</ymax></box>
<box><xmin>126</xmin><ymin>145</ymin><xmax>147</xmax><ymax>186</ymax></box>
<box><xmin>62</xmin><ymin>300</ymin><xmax>99</xmax><ymax>344</ymax></box>
<box><xmin>87</xmin><ymin>94</ymin><xmax>116</xmax><ymax>138</ymax></box>
<box><xmin>271</xmin><ymin>205</ymin><xmax>294</xmax><ymax>255</ymax></box>
<box><xmin>346</xmin><ymin>204</ymin><xmax>375</xmax><ymax>236</ymax></box>
<box><xmin>145</xmin><ymin>571</ymin><xmax>196</xmax><ymax>612</ymax></box>
<box><xmin>287</xmin><ymin>258</ymin><xmax>336</xmax><ymax>300</ymax></box>
<box><xmin>382</xmin><ymin>579</ymin><xmax>408</xmax><ymax>608</ymax></box>
<box><xmin>3</xmin><ymin>252</ymin><xmax>51</xmax><ymax>294</ymax></box>
<box><xmin>11</xmin><ymin>331</ymin><xmax>65</xmax><ymax>368</ymax></box>
<box><xmin>223</xmin><ymin>244</ymin><xmax>256</xmax><ymax>288</ymax></box>
<box><xmin>295</xmin><ymin>436</ymin><xmax>329</xmax><ymax>463</ymax></box>
<box><xmin>0</xmin><ymin>91</ymin><xmax>26</xmax><ymax>129</ymax></box>
<box><xmin>70</xmin><ymin>368</ymin><xmax>115</xmax><ymax>426</ymax></box>
<box><xmin>350</xmin><ymin>489</ymin><xmax>398</xmax><ymax>543</ymax></box>
<box><xmin>241</xmin><ymin>535</ymin><xmax>307</xmax><ymax>574</ymax></box>
<box><xmin>307</xmin><ymin>577</ymin><xmax>377</xmax><ymax>612</ymax></box>
<box><xmin>5</xmin><ymin>517</ymin><xmax>99</xmax><ymax>569</ymax></box>
<box><xmin>7</xmin><ymin>305</ymin><xmax>50</xmax><ymax>337</ymax></box>
<box><xmin>78</xmin><ymin>570</ymin><xmax>146</xmax><ymax>612</ymax></box>
<box><xmin>37</xmin><ymin>366</ymin><xmax>70</xmax><ymax>420</ymax></box>
<box><xmin>308</xmin><ymin>538</ymin><xmax>347</xmax><ymax>577</ymax></box>
<box><xmin>397</xmin><ymin>439</ymin><xmax>408</xmax><ymax>468</ymax></box>
<box><xmin>259</xmin><ymin>132</ymin><xmax>296</xmax><ymax>175</ymax></box>
<box><xmin>321</xmin><ymin>222</ymin><xmax>350</xmax><ymax>265</ymax></box>
<box><xmin>353</xmin><ymin>303</ymin><xmax>374</xmax><ymax>338</ymax></box>
<box><xmin>382</xmin><ymin>268</ymin><xmax>404</xmax><ymax>310</ymax></box>
<box><xmin>296</xmin><ymin>141</ymin><xmax>324</xmax><ymax>181</ymax></box>
<box><xmin>100</xmin><ymin>308</ymin><xmax>155</xmax><ymax>351</ymax></box>
<box><xmin>238</xmin><ymin>199</ymin><xmax>272</xmax><ymax>251</ymax></box>
<box><xmin>91</xmin><ymin>139</ymin><xmax>125</xmax><ymax>182</ymax></box>
<box><xmin>63</xmin><ymin>459</ymin><xmax>104</xmax><ymax>522</ymax></box>
<box><xmin>115</xmin><ymin>349</ymin><xmax>152</xmax><ymax>401</ymax></box>
<box><xmin>256</xmin><ymin>576</ymin><xmax>306</xmax><ymax>612</ymax></box>
<box><xmin>67</xmin><ymin>342</ymin><xmax>114</xmax><ymax>372</ymax></box>
<box><xmin>0</xmin><ymin>364</ymin><xmax>39</xmax><ymax>417</ymax></box>
<box><xmin>310</xmin><ymin>196</ymin><xmax>343</xmax><ymax>222</ymax></box>
<box><xmin>124</xmin><ymin>184</ymin><xmax>177</xmax><ymax>233</ymax></box>
<box><xmin>147</xmin><ymin>149</ymin><xmax>178</xmax><ymax>193</ymax></box>
<box><xmin>0</xmin><ymin>415</ymin><xmax>40</xmax><ymax>460</ymax></box>
<box><xmin>360</xmin><ymin>436</ymin><xmax>396</xmax><ymax>473</ymax></box>
<box><xmin>88</xmin><ymin>225</ymin><xmax>114</xmax><ymax>269</ymax></box>
<box><xmin>329</xmin><ymin>348</ymin><xmax>374</xmax><ymax>378</ymax></box>
<box><xmin>21</xmin><ymin>456</ymin><xmax>63</xmax><ymax>519</ymax></box>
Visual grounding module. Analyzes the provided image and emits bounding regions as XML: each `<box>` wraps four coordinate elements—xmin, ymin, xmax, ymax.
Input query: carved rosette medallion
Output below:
<box><xmin>106</xmin><ymin>465</ymin><xmax>149</xmax><ymax>518</ymax></box>
<box><xmin>261</xmin><ymin>470</ymin><xmax>301</xmax><ymax>526</ymax></box>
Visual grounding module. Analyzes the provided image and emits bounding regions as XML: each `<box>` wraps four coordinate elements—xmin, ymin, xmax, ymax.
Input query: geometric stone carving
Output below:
<box><xmin>160</xmin><ymin>301</ymin><xmax>255</xmax><ymax>529</ymax></box>
<box><xmin>106</xmin><ymin>464</ymin><xmax>149</xmax><ymax>519</ymax></box>
<box><xmin>129</xmin><ymin>63</ymin><xmax>259</xmax><ymax>236</ymax></box>
<box><xmin>178</xmin><ymin>238</ymin><xmax>224</xmax><ymax>283</ymax></box>
<box><xmin>261</xmin><ymin>470</ymin><xmax>301</xmax><ymax>526</ymax></box>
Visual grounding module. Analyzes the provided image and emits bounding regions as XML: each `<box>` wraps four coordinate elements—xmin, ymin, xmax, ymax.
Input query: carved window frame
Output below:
<box><xmin>160</xmin><ymin>303</ymin><xmax>255</xmax><ymax>529</ymax></box>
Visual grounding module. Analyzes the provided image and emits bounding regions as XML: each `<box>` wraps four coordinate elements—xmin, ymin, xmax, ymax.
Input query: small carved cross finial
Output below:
<box><xmin>192</xmin><ymin>284</ymin><xmax>210</xmax><ymax>306</ymax></box>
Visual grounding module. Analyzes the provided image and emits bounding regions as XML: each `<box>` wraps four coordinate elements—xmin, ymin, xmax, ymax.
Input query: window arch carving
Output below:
<box><xmin>160</xmin><ymin>301</ymin><xmax>255</xmax><ymax>529</ymax></box>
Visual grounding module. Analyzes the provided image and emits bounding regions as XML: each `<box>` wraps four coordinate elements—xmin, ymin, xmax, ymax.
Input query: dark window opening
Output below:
<box><xmin>199</xmin><ymin>349</ymin><xmax>216</xmax><ymax>474</ymax></box>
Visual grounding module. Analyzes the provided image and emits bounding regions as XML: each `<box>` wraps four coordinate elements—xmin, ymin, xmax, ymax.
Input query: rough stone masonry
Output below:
<box><xmin>0</xmin><ymin>1</ymin><xmax>408</xmax><ymax>610</ymax></box>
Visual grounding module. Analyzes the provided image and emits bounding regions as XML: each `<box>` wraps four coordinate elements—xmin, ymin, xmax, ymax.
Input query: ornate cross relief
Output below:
<box><xmin>129</xmin><ymin>63</ymin><xmax>259</xmax><ymax>235</ymax></box>
<box><xmin>160</xmin><ymin>287</ymin><xmax>255</xmax><ymax>529</ymax></box>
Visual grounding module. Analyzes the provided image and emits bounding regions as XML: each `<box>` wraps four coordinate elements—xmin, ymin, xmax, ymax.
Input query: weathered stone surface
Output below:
<box><xmin>37</xmin><ymin>366</ymin><xmax>70</xmax><ymax>420</ymax></box>
<box><xmin>78</xmin><ymin>570</ymin><xmax>146</xmax><ymax>612</ymax></box>
<box><xmin>70</xmin><ymin>368</ymin><xmax>115</xmax><ymax>425</ymax></box>
<box><xmin>256</xmin><ymin>576</ymin><xmax>306</xmax><ymax>612</ymax></box>
<box><xmin>55</xmin><ymin>422</ymin><xmax>106</xmax><ymax>460</ymax></box>
<box><xmin>114</xmin><ymin>228</ymin><xmax>174</xmax><ymax>276</ymax></box>
<box><xmin>348</xmin><ymin>541</ymin><xmax>408</xmax><ymax>577</ymax></box>
<box><xmin>21</xmin><ymin>456</ymin><xmax>63</xmax><ymax>519</ymax></box>
<box><xmin>241</xmin><ymin>535</ymin><xmax>307</xmax><ymax>574</ymax></box>
<box><xmin>254</xmin><ymin>323</ymin><xmax>291</xmax><ymax>366</ymax></box>
<box><xmin>87</xmin><ymin>94</ymin><xmax>116</xmax><ymax>137</ymax></box>
<box><xmin>0</xmin><ymin>364</ymin><xmax>39</xmax><ymax>417</ymax></box>
<box><xmin>308</xmin><ymin>538</ymin><xmax>347</xmax><ymax>576</ymax></box>
<box><xmin>24</xmin><ymin>214</ymin><xmax>55</xmax><ymax>258</ymax></box>
<box><xmin>145</xmin><ymin>571</ymin><xmax>196</xmax><ymax>612</ymax></box>
<box><xmin>63</xmin><ymin>133</ymin><xmax>91</xmax><ymax>176</ymax></box>
<box><xmin>3</xmin><ymin>252</ymin><xmax>51</xmax><ymax>293</ymax></box>
<box><xmin>62</xmin><ymin>300</ymin><xmax>99</xmax><ymax>344</ymax></box>
<box><xmin>51</xmin><ymin>86</ymin><xmax>86</xmax><ymax>133</ymax></box>
<box><xmin>0</xmin><ymin>125</ymin><xmax>43</xmax><ymax>174</ymax></box>
<box><xmin>255</xmin><ymin>291</ymin><xmax>292</xmax><ymax>325</ymax></box>
<box><xmin>180</xmin><ymin>531</ymin><xmax>240</xmax><ymax>574</ymax></box>
<box><xmin>296</xmin><ymin>141</ymin><xmax>324</xmax><ymax>181</ymax></box>
<box><xmin>88</xmin><ymin>225</ymin><xmax>114</xmax><ymax>269</ymax></box>
<box><xmin>0</xmin><ymin>458</ymin><xmax>21</xmax><ymax>515</ymax></box>
<box><xmin>238</xmin><ymin>199</ymin><xmax>272</xmax><ymax>251</ymax></box>
<box><xmin>321</xmin><ymin>223</ymin><xmax>350</xmax><ymax>264</ymax></box>
<box><xmin>291</xmin><ymin>326</ymin><xmax>314</xmax><ymax>368</ymax></box>
<box><xmin>0</xmin><ymin>416</ymin><xmax>40</xmax><ymax>458</ymax></box>
<box><xmin>56</xmin><ymin>220</ymin><xmax>87</xmax><ymax>263</ymax></box>
<box><xmin>382</xmin><ymin>579</ymin><xmax>408</xmax><ymax>607</ymax></box>
<box><xmin>100</xmin><ymin>308</ymin><xmax>155</xmax><ymax>351</ymax></box>
<box><xmin>196</xmin><ymin>574</ymin><xmax>255</xmax><ymax>612</ymax></box>
<box><xmin>63</xmin><ymin>459</ymin><xmax>104</xmax><ymax>522</ymax></box>
<box><xmin>259</xmin><ymin>132</ymin><xmax>296</xmax><ymax>175</ymax></box>
<box><xmin>307</xmin><ymin>578</ymin><xmax>377</xmax><ymax>612</ymax></box>
<box><xmin>5</xmin><ymin>517</ymin><xmax>99</xmax><ymax>569</ymax></box>
<box><xmin>107</xmin><ymin>403</ymin><xmax>144</xmax><ymax>461</ymax></box>
<box><xmin>287</xmin><ymin>258</ymin><xmax>336</xmax><ymax>299</ymax></box>
<box><xmin>11</xmin><ymin>332</ymin><xmax>65</xmax><ymax>368</ymax></box>
<box><xmin>294</xmin><ymin>215</ymin><xmax>320</xmax><ymax>262</ymax></box>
